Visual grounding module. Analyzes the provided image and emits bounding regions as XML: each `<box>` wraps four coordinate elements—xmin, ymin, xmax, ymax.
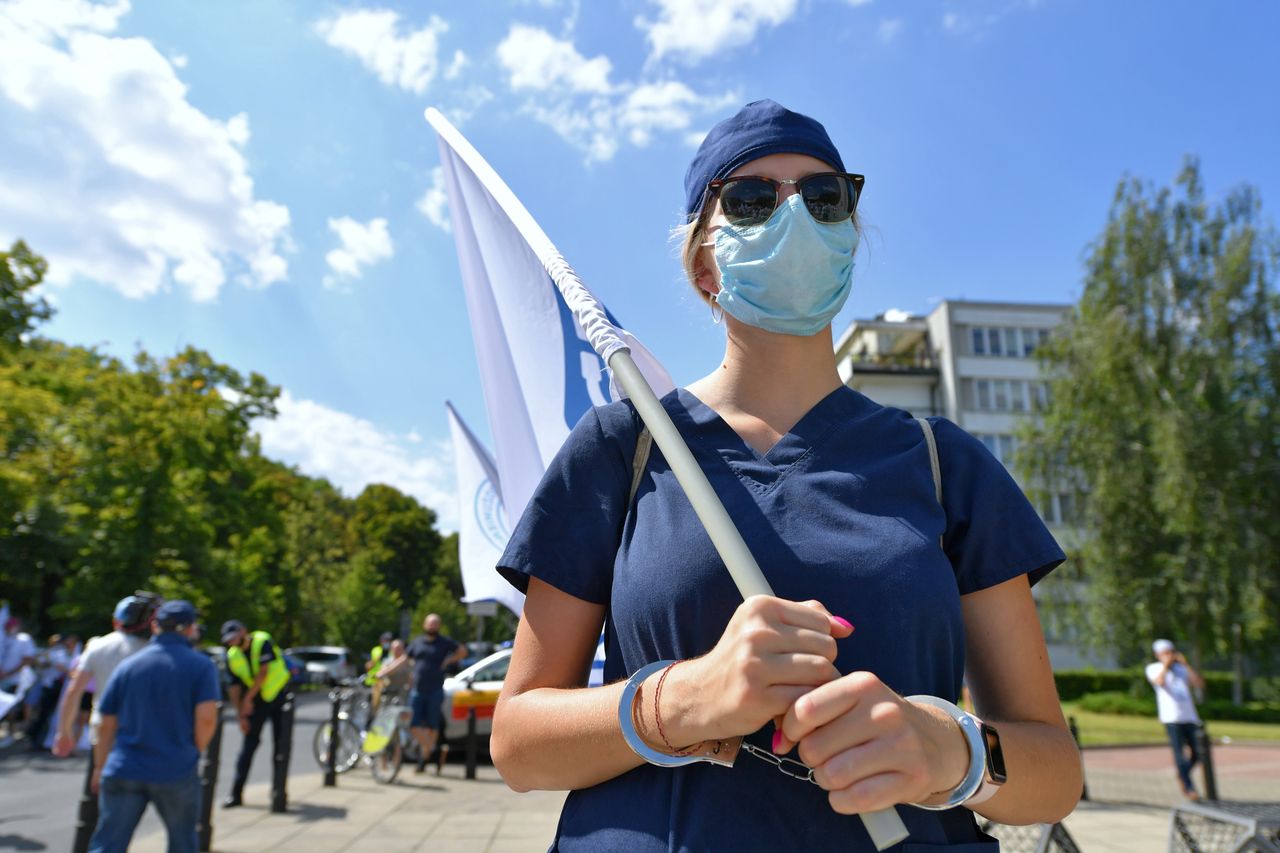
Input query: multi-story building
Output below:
<box><xmin>835</xmin><ymin>300</ymin><xmax>1102</xmax><ymax>667</ymax></box>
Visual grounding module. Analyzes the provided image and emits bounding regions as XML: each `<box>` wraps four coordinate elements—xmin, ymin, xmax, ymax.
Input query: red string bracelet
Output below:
<box><xmin>654</xmin><ymin>660</ymin><xmax>698</xmax><ymax>756</ymax></box>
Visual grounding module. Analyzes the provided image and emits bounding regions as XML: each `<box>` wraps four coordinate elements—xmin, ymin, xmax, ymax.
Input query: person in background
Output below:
<box><xmin>27</xmin><ymin>632</ymin><xmax>73</xmax><ymax>749</ymax></box>
<box><xmin>0</xmin><ymin>615</ymin><xmax>37</xmax><ymax>744</ymax></box>
<box><xmin>406</xmin><ymin>614</ymin><xmax>467</xmax><ymax>773</ymax></box>
<box><xmin>367</xmin><ymin>631</ymin><xmax>394</xmax><ymax>711</ymax></box>
<box><xmin>375</xmin><ymin>639</ymin><xmax>412</xmax><ymax>704</ymax></box>
<box><xmin>88</xmin><ymin>601</ymin><xmax>219</xmax><ymax>853</ymax></box>
<box><xmin>1146</xmin><ymin>638</ymin><xmax>1207</xmax><ymax>800</ymax></box>
<box><xmin>220</xmin><ymin>619</ymin><xmax>291</xmax><ymax>808</ymax></box>
<box><xmin>53</xmin><ymin>597</ymin><xmax>154</xmax><ymax>758</ymax></box>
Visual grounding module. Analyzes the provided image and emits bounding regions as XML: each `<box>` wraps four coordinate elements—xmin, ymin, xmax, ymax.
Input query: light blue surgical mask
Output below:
<box><xmin>710</xmin><ymin>193</ymin><xmax>858</xmax><ymax>336</ymax></box>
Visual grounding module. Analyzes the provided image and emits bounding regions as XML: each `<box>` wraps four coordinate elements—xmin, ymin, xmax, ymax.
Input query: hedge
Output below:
<box><xmin>1074</xmin><ymin>691</ymin><xmax>1280</xmax><ymax>723</ymax></box>
<box><xmin>1053</xmin><ymin>668</ymin><xmax>1247</xmax><ymax>703</ymax></box>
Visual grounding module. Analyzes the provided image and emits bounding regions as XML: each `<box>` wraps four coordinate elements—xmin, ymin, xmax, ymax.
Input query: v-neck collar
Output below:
<box><xmin>673</xmin><ymin>386</ymin><xmax>854</xmax><ymax>480</ymax></box>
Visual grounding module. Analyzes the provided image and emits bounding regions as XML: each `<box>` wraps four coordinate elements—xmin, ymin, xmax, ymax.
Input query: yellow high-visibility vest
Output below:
<box><xmin>364</xmin><ymin>644</ymin><xmax>385</xmax><ymax>686</ymax></box>
<box><xmin>226</xmin><ymin>630</ymin><xmax>289</xmax><ymax>703</ymax></box>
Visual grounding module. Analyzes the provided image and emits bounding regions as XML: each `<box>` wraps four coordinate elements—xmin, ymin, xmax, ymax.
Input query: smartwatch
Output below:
<box><xmin>906</xmin><ymin>695</ymin><xmax>1006</xmax><ymax>809</ymax></box>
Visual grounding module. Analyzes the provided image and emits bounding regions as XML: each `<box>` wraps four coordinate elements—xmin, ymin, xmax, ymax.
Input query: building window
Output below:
<box><xmin>1023</xmin><ymin>330</ymin><xmax>1040</xmax><ymax>357</ymax></box>
<box><xmin>967</xmin><ymin>326</ymin><xmax>1055</xmax><ymax>358</ymax></box>
<box><xmin>1004</xmin><ymin>328</ymin><xmax>1021</xmax><ymax>357</ymax></box>
<box><xmin>975</xmin><ymin>433</ymin><xmax>1019</xmax><ymax>466</ymax></box>
<box><xmin>1036</xmin><ymin>492</ymin><xmax>1079</xmax><ymax>526</ymax></box>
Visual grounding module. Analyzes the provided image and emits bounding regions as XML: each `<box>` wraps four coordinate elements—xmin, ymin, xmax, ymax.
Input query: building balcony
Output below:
<box><xmin>844</xmin><ymin>350</ymin><xmax>939</xmax><ymax>376</ymax></box>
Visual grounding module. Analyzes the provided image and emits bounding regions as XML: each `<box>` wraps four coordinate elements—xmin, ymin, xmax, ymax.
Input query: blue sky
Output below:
<box><xmin>2</xmin><ymin>0</ymin><xmax>1277</xmax><ymax>529</ymax></box>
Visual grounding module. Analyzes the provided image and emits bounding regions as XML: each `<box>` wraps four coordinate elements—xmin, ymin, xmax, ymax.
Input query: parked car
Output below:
<box><xmin>286</xmin><ymin>645</ymin><xmax>358</xmax><ymax>685</ymax></box>
<box><xmin>440</xmin><ymin>648</ymin><xmax>511</xmax><ymax>746</ymax></box>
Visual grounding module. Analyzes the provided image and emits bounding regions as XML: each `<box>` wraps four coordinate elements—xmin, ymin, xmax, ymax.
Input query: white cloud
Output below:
<box><xmin>497</xmin><ymin>23</ymin><xmax>613</xmax><ymax>94</ymax></box>
<box><xmin>416</xmin><ymin>167</ymin><xmax>450</xmax><ymax>233</ymax></box>
<box><xmin>883</xmin><ymin>308</ymin><xmax>911</xmax><ymax>322</ymax></box>
<box><xmin>635</xmin><ymin>0</ymin><xmax>797</xmax><ymax>65</ymax></box>
<box><xmin>942</xmin><ymin>1</ymin><xmax>1045</xmax><ymax>39</ymax></box>
<box><xmin>253</xmin><ymin>391</ymin><xmax>459</xmax><ymax>531</ymax></box>
<box><xmin>878</xmin><ymin>17</ymin><xmax>903</xmax><ymax>42</ymax></box>
<box><xmin>0</xmin><ymin>0</ymin><xmax>292</xmax><ymax>301</ymax></box>
<box><xmin>443</xmin><ymin>48</ymin><xmax>467</xmax><ymax>80</ymax></box>
<box><xmin>495</xmin><ymin>24</ymin><xmax>736</xmax><ymax>162</ymax></box>
<box><xmin>323</xmin><ymin>216</ymin><xmax>393</xmax><ymax>288</ymax></box>
<box><xmin>314</xmin><ymin>9</ymin><xmax>447</xmax><ymax>94</ymax></box>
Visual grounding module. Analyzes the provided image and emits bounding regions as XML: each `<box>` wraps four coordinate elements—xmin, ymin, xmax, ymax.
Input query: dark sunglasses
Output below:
<box><xmin>708</xmin><ymin>171</ymin><xmax>865</xmax><ymax>228</ymax></box>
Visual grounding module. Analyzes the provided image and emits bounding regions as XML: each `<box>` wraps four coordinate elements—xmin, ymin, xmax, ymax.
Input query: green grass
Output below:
<box><xmin>1062</xmin><ymin>701</ymin><xmax>1280</xmax><ymax>746</ymax></box>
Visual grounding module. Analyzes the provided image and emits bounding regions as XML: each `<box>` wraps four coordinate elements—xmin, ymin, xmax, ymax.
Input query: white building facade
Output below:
<box><xmin>835</xmin><ymin>300</ymin><xmax>1102</xmax><ymax>668</ymax></box>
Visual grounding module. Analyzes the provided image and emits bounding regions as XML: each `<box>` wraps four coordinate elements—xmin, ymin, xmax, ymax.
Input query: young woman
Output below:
<box><xmin>491</xmin><ymin>99</ymin><xmax>1081</xmax><ymax>851</ymax></box>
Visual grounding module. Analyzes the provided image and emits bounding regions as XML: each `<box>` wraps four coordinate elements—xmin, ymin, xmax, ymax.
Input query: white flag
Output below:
<box><xmin>431</xmin><ymin>110</ymin><xmax>674</xmax><ymax>531</ymax></box>
<box><xmin>445</xmin><ymin>401</ymin><xmax>524</xmax><ymax>618</ymax></box>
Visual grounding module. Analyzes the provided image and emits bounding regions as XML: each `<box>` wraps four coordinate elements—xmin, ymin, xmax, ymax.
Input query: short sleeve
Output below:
<box><xmin>258</xmin><ymin>639</ymin><xmax>276</xmax><ymax>664</ymax></box>
<box><xmin>930</xmin><ymin>418</ymin><xmax>1065</xmax><ymax>594</ymax></box>
<box><xmin>1144</xmin><ymin>662</ymin><xmax>1161</xmax><ymax>686</ymax></box>
<box><xmin>194</xmin><ymin>658</ymin><xmax>220</xmax><ymax>704</ymax></box>
<box><xmin>97</xmin><ymin>667</ymin><xmax>124</xmax><ymax>716</ymax></box>
<box><xmin>75</xmin><ymin>637</ymin><xmax>99</xmax><ymax>676</ymax></box>
<box><xmin>497</xmin><ymin>405</ymin><xmax>634</xmax><ymax>605</ymax></box>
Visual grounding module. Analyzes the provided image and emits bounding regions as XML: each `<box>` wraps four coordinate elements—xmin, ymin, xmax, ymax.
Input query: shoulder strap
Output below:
<box><xmin>915</xmin><ymin>417</ymin><xmax>944</xmax><ymax>550</ymax></box>
<box><xmin>629</xmin><ymin>426</ymin><xmax>653</xmax><ymax>505</ymax></box>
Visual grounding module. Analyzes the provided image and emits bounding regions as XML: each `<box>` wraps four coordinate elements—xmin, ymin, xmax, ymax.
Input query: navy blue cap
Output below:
<box><xmin>683</xmin><ymin>99</ymin><xmax>846</xmax><ymax>220</ymax></box>
<box><xmin>220</xmin><ymin>619</ymin><xmax>247</xmax><ymax>643</ymax></box>
<box><xmin>156</xmin><ymin>600</ymin><xmax>197</xmax><ymax>629</ymax></box>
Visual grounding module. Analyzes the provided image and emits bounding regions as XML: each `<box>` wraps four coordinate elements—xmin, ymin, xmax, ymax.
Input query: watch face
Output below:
<box><xmin>981</xmin><ymin>723</ymin><xmax>1008</xmax><ymax>784</ymax></box>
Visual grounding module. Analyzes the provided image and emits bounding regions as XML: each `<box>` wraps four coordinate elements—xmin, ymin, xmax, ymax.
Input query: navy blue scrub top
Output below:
<box><xmin>498</xmin><ymin>386</ymin><xmax>1064</xmax><ymax>852</ymax></box>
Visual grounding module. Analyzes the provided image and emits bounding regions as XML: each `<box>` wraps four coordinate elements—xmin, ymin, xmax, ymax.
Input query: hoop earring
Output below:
<box><xmin>710</xmin><ymin>300</ymin><xmax>724</xmax><ymax>325</ymax></box>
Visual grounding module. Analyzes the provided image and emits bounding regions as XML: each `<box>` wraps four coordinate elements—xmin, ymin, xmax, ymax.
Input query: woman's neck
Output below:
<box><xmin>687</xmin><ymin>321</ymin><xmax>843</xmax><ymax>430</ymax></box>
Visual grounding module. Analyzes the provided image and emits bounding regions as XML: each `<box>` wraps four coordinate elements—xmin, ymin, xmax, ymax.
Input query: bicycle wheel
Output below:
<box><xmin>369</xmin><ymin>735</ymin><xmax>403</xmax><ymax>784</ymax></box>
<box><xmin>312</xmin><ymin>718</ymin><xmax>362</xmax><ymax>774</ymax></box>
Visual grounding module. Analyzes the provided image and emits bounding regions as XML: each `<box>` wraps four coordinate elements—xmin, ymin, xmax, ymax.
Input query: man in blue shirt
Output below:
<box><xmin>406</xmin><ymin>614</ymin><xmax>467</xmax><ymax>772</ymax></box>
<box><xmin>89</xmin><ymin>601</ymin><xmax>220</xmax><ymax>853</ymax></box>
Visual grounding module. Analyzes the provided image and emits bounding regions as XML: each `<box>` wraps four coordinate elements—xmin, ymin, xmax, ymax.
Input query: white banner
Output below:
<box><xmin>432</xmin><ymin>111</ymin><xmax>673</xmax><ymax>531</ymax></box>
<box><xmin>446</xmin><ymin>402</ymin><xmax>524</xmax><ymax>618</ymax></box>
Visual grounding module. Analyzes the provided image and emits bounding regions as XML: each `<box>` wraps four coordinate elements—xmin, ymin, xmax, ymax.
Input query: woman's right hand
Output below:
<box><xmin>668</xmin><ymin>595</ymin><xmax>852</xmax><ymax>744</ymax></box>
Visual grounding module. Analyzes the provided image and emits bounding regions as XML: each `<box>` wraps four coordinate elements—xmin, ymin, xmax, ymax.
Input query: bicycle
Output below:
<box><xmin>362</xmin><ymin>689</ymin><xmax>422</xmax><ymax>784</ymax></box>
<box><xmin>312</xmin><ymin>678</ymin><xmax>373</xmax><ymax>774</ymax></box>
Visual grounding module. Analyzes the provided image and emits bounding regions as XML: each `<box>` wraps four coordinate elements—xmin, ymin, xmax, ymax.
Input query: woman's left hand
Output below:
<box><xmin>776</xmin><ymin>672</ymin><xmax>970</xmax><ymax>814</ymax></box>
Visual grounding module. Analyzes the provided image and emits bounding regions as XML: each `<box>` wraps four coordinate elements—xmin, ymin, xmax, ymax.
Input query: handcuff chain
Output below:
<box><xmin>740</xmin><ymin>742</ymin><xmax>819</xmax><ymax>785</ymax></box>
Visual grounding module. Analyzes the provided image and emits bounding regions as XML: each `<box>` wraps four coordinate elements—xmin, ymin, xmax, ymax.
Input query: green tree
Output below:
<box><xmin>350</xmin><ymin>483</ymin><xmax>442</xmax><ymax>626</ymax></box>
<box><xmin>326</xmin><ymin>552</ymin><xmax>404</xmax><ymax>653</ymax></box>
<box><xmin>0</xmin><ymin>240</ymin><xmax>52</xmax><ymax>349</ymax></box>
<box><xmin>1020</xmin><ymin>159</ymin><xmax>1280</xmax><ymax>670</ymax></box>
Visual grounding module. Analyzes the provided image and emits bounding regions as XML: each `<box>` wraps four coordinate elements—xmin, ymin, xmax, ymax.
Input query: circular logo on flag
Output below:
<box><xmin>473</xmin><ymin>479</ymin><xmax>510</xmax><ymax>550</ymax></box>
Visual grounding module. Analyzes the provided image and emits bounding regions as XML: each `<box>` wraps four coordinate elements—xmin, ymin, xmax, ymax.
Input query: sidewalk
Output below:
<box><xmin>131</xmin><ymin>764</ymin><xmax>1184</xmax><ymax>853</ymax></box>
<box><xmin>133</xmin><ymin>765</ymin><xmax>567</xmax><ymax>853</ymax></box>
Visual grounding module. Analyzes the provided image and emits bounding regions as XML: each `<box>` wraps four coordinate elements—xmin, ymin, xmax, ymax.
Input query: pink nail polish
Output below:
<box><xmin>771</xmin><ymin>730</ymin><xmax>785</xmax><ymax>753</ymax></box>
<box><xmin>831</xmin><ymin>616</ymin><xmax>854</xmax><ymax>632</ymax></box>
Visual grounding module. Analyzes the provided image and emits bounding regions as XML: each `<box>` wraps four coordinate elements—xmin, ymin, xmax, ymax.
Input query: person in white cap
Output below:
<box><xmin>1145</xmin><ymin>639</ymin><xmax>1206</xmax><ymax>799</ymax></box>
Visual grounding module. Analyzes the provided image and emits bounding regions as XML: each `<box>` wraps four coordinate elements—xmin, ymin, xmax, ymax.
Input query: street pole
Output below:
<box><xmin>465</xmin><ymin>707</ymin><xmax>477</xmax><ymax>780</ymax></box>
<box><xmin>324</xmin><ymin>689</ymin><xmax>339</xmax><ymax>787</ymax></box>
<box><xmin>197</xmin><ymin>701</ymin><xmax>224</xmax><ymax>851</ymax></box>
<box><xmin>271</xmin><ymin>693</ymin><xmax>294</xmax><ymax>812</ymax></box>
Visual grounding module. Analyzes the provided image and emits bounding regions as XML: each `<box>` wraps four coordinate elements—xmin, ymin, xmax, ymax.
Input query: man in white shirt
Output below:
<box><xmin>1</xmin><ymin>615</ymin><xmax>38</xmax><ymax>743</ymax></box>
<box><xmin>1145</xmin><ymin>638</ymin><xmax>1207</xmax><ymax>800</ymax></box>
<box><xmin>52</xmin><ymin>596</ymin><xmax>154</xmax><ymax>758</ymax></box>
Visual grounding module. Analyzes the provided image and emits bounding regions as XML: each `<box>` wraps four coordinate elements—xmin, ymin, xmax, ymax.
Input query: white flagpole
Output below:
<box><xmin>426</xmin><ymin>108</ymin><xmax>908</xmax><ymax>850</ymax></box>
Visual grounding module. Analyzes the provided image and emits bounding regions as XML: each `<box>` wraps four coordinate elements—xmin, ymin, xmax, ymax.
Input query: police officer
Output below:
<box><xmin>219</xmin><ymin>620</ymin><xmax>290</xmax><ymax>808</ymax></box>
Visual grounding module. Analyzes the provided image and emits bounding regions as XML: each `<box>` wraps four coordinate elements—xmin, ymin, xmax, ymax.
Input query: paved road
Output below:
<box><xmin>0</xmin><ymin>691</ymin><xmax>336</xmax><ymax>851</ymax></box>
